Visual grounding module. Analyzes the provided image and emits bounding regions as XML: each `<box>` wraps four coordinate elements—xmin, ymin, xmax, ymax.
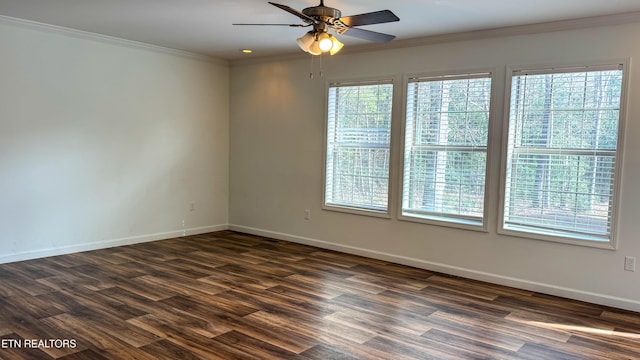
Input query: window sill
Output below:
<box><xmin>498</xmin><ymin>225</ymin><xmax>616</xmax><ymax>250</ymax></box>
<box><xmin>322</xmin><ymin>204</ymin><xmax>391</xmax><ymax>219</ymax></box>
<box><xmin>398</xmin><ymin>212</ymin><xmax>487</xmax><ymax>232</ymax></box>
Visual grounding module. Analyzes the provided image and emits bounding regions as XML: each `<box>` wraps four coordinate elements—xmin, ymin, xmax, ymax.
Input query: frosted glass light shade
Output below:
<box><xmin>297</xmin><ymin>31</ymin><xmax>343</xmax><ymax>56</ymax></box>
<box><xmin>317</xmin><ymin>33</ymin><xmax>333</xmax><ymax>52</ymax></box>
<box><xmin>330</xmin><ymin>36</ymin><xmax>343</xmax><ymax>55</ymax></box>
<box><xmin>296</xmin><ymin>32</ymin><xmax>315</xmax><ymax>52</ymax></box>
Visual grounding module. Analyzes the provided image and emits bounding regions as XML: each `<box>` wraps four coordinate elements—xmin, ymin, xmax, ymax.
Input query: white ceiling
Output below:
<box><xmin>1</xmin><ymin>0</ymin><xmax>640</xmax><ymax>60</ymax></box>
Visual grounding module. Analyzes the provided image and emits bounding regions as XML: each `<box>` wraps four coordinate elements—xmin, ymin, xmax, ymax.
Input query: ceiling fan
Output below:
<box><xmin>233</xmin><ymin>1</ymin><xmax>400</xmax><ymax>55</ymax></box>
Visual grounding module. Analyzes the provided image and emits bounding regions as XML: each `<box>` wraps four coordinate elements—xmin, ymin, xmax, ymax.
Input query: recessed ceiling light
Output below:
<box><xmin>241</xmin><ymin>49</ymin><xmax>253</xmax><ymax>54</ymax></box>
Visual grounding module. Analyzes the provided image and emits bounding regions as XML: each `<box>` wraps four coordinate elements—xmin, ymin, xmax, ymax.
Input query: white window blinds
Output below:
<box><xmin>325</xmin><ymin>80</ymin><xmax>394</xmax><ymax>212</ymax></box>
<box><xmin>503</xmin><ymin>65</ymin><xmax>623</xmax><ymax>242</ymax></box>
<box><xmin>402</xmin><ymin>73</ymin><xmax>492</xmax><ymax>226</ymax></box>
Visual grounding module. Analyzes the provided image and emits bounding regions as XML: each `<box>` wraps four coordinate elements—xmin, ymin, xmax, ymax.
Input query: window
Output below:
<box><xmin>324</xmin><ymin>80</ymin><xmax>394</xmax><ymax>214</ymax></box>
<box><xmin>501</xmin><ymin>64</ymin><xmax>625</xmax><ymax>246</ymax></box>
<box><xmin>401</xmin><ymin>72</ymin><xmax>492</xmax><ymax>228</ymax></box>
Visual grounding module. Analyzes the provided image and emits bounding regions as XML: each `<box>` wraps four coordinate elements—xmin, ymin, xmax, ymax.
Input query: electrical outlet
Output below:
<box><xmin>624</xmin><ymin>256</ymin><xmax>636</xmax><ymax>272</ymax></box>
<box><xmin>304</xmin><ymin>209</ymin><xmax>311</xmax><ymax>220</ymax></box>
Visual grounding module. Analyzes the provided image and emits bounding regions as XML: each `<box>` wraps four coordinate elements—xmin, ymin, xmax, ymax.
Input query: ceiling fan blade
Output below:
<box><xmin>342</xmin><ymin>27</ymin><xmax>396</xmax><ymax>43</ymax></box>
<box><xmin>268</xmin><ymin>2</ymin><xmax>318</xmax><ymax>24</ymax></box>
<box><xmin>232</xmin><ymin>23</ymin><xmax>308</xmax><ymax>27</ymax></box>
<box><xmin>339</xmin><ymin>10</ymin><xmax>399</xmax><ymax>27</ymax></box>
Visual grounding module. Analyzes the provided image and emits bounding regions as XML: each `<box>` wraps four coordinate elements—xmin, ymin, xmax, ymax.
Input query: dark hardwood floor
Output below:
<box><xmin>1</xmin><ymin>231</ymin><xmax>639</xmax><ymax>359</ymax></box>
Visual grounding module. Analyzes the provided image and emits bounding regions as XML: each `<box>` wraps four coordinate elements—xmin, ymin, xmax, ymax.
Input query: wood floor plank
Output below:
<box><xmin>421</xmin><ymin>328</ymin><xmax>523</xmax><ymax>359</ymax></box>
<box><xmin>114</xmin><ymin>277</ymin><xmax>179</xmax><ymax>302</ymax></box>
<box><xmin>269</xmin><ymin>258</ymin><xmax>359</xmax><ymax>280</ymax></box>
<box><xmin>99</xmin><ymin>286</ymin><xmax>246</xmax><ymax>335</ymax></box>
<box><xmin>364</xmin><ymin>334</ymin><xmax>468</xmax><ymax>360</ymax></box>
<box><xmin>56</xmin><ymin>286</ymin><xmax>145</xmax><ymax>321</ymax></box>
<box><xmin>1</xmin><ymin>230</ymin><xmax>639</xmax><ymax>359</ymax></box>
<box><xmin>349</xmin><ymin>261</ymin><xmax>437</xmax><ymax>280</ymax></box>
<box><xmin>600</xmin><ymin>308</ymin><xmax>640</xmax><ymax>328</ymax></box>
<box><xmin>63</xmin><ymin>306</ymin><xmax>161</xmax><ymax>348</ymax></box>
<box><xmin>497</xmin><ymin>292</ymin><xmax>605</xmax><ymax>317</ymax></box>
<box><xmin>160</xmin><ymin>297</ymin><xmax>317</xmax><ymax>354</ymax></box>
<box><xmin>345</xmin><ymin>272</ymin><xmax>430</xmax><ymax>292</ymax></box>
<box><xmin>425</xmin><ymin>310</ymin><xmax>559</xmax><ymax>351</ymax></box>
<box><xmin>211</xmin><ymin>330</ymin><xmax>301</xmax><ymax>359</ymax></box>
<box><xmin>285</xmin><ymin>273</ymin><xmax>379</xmax><ymax>298</ymax></box>
<box><xmin>126</xmin><ymin>312</ymin><xmax>231</xmax><ymax>340</ymax></box>
<box><xmin>565</xmin><ymin>333</ymin><xmax>640</xmax><ymax>359</ymax></box>
<box><xmin>57</xmin><ymin>349</ymin><xmax>110</xmax><ymax>360</ymax></box>
<box><xmin>135</xmin><ymin>274</ymin><xmax>227</xmax><ymax>297</ymax></box>
<box><xmin>0</xmin><ymin>297</ymin><xmax>78</xmax><ymax>341</ymax></box>
<box><xmin>65</xmin><ymin>248</ymin><xmax>129</xmax><ymax>267</ymax></box>
<box><xmin>246</xmin><ymin>309</ymin><xmax>376</xmax><ymax>345</ymax></box>
<box><xmin>326</xmin><ymin>308</ymin><xmax>430</xmax><ymax>340</ymax></box>
<box><xmin>36</xmin><ymin>272</ymin><xmax>105</xmax><ymax>293</ymax></box>
<box><xmin>427</xmin><ymin>275</ymin><xmax>514</xmax><ymax>301</ymax></box>
<box><xmin>380</xmin><ymin>287</ymin><xmax>512</xmax><ymax>320</ymax></box>
<box><xmin>37</xmin><ymin>254</ymin><xmax>90</xmax><ymax>269</ymax></box>
<box><xmin>516</xmin><ymin>342</ymin><xmax>585</xmax><ymax>360</ymax></box>
<box><xmin>50</xmin><ymin>264</ymin><xmax>123</xmax><ymax>291</ymax></box>
<box><xmin>0</xmin><ymin>267</ymin><xmax>56</xmax><ymax>297</ymax></box>
<box><xmin>298</xmin><ymin>343</ymin><xmax>361</xmax><ymax>360</ymax></box>
<box><xmin>161</xmin><ymin>332</ymin><xmax>241</xmax><ymax>360</ymax></box>
<box><xmin>158</xmin><ymin>258</ymin><xmax>225</xmax><ymax>277</ymax></box>
<box><xmin>40</xmin><ymin>313</ymin><xmax>116</xmax><ymax>353</ymax></box>
<box><xmin>309</xmin><ymin>248</ymin><xmax>392</xmax><ymax>267</ymax></box>
<box><xmin>1</xmin><ymin>261</ymin><xmax>57</xmax><ymax>280</ymax></box>
<box><xmin>137</xmin><ymin>339</ymin><xmax>207</xmax><ymax>360</ymax></box>
<box><xmin>301</xmin><ymin>335</ymin><xmax>410</xmax><ymax>360</ymax></box>
<box><xmin>2</xmin><ymin>293</ymin><xmax>65</xmax><ymax>320</ymax></box>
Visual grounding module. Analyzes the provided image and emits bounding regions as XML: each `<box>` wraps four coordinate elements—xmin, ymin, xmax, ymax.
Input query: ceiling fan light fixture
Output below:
<box><xmin>329</xmin><ymin>36</ymin><xmax>343</xmax><ymax>55</ymax></box>
<box><xmin>308</xmin><ymin>40</ymin><xmax>323</xmax><ymax>55</ymax></box>
<box><xmin>305</xmin><ymin>32</ymin><xmax>323</xmax><ymax>55</ymax></box>
<box><xmin>317</xmin><ymin>32</ymin><xmax>333</xmax><ymax>52</ymax></box>
<box><xmin>296</xmin><ymin>31</ymin><xmax>315</xmax><ymax>52</ymax></box>
<box><xmin>295</xmin><ymin>28</ymin><xmax>345</xmax><ymax>56</ymax></box>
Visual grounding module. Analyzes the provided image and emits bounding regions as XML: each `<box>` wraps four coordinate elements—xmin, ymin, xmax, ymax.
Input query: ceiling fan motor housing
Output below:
<box><xmin>302</xmin><ymin>5</ymin><xmax>341</xmax><ymax>24</ymax></box>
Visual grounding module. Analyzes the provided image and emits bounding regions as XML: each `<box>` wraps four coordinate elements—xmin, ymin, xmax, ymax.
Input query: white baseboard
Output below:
<box><xmin>0</xmin><ymin>224</ymin><xmax>228</xmax><ymax>265</ymax></box>
<box><xmin>229</xmin><ymin>224</ymin><xmax>640</xmax><ymax>313</ymax></box>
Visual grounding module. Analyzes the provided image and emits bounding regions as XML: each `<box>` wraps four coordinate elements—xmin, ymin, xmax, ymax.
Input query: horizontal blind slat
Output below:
<box><xmin>504</xmin><ymin>66</ymin><xmax>623</xmax><ymax>240</ymax></box>
<box><xmin>325</xmin><ymin>82</ymin><xmax>393</xmax><ymax>212</ymax></box>
<box><xmin>402</xmin><ymin>74</ymin><xmax>491</xmax><ymax>223</ymax></box>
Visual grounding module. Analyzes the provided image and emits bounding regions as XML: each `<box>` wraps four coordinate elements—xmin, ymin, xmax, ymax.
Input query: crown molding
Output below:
<box><xmin>230</xmin><ymin>11</ymin><xmax>640</xmax><ymax>67</ymax></box>
<box><xmin>353</xmin><ymin>11</ymin><xmax>640</xmax><ymax>55</ymax></box>
<box><xmin>0</xmin><ymin>15</ymin><xmax>229</xmax><ymax>67</ymax></box>
<box><xmin>3</xmin><ymin>9</ymin><xmax>639</xmax><ymax>68</ymax></box>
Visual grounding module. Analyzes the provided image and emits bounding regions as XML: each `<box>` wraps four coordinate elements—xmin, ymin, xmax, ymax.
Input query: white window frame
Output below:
<box><xmin>322</xmin><ymin>77</ymin><xmax>396</xmax><ymax>218</ymax></box>
<box><xmin>398</xmin><ymin>69</ymin><xmax>496</xmax><ymax>231</ymax></box>
<box><xmin>498</xmin><ymin>60</ymin><xmax>628</xmax><ymax>249</ymax></box>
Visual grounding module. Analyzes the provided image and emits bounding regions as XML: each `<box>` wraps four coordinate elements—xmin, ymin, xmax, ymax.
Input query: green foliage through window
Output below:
<box><xmin>325</xmin><ymin>81</ymin><xmax>393</xmax><ymax>212</ymax></box>
<box><xmin>503</xmin><ymin>66</ymin><xmax>623</xmax><ymax>242</ymax></box>
<box><xmin>402</xmin><ymin>73</ymin><xmax>492</xmax><ymax>225</ymax></box>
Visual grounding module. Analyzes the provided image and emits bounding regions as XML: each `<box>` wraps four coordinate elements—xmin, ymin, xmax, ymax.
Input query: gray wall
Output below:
<box><xmin>0</xmin><ymin>19</ymin><xmax>230</xmax><ymax>262</ymax></box>
<box><xmin>229</xmin><ymin>22</ymin><xmax>640</xmax><ymax>311</ymax></box>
